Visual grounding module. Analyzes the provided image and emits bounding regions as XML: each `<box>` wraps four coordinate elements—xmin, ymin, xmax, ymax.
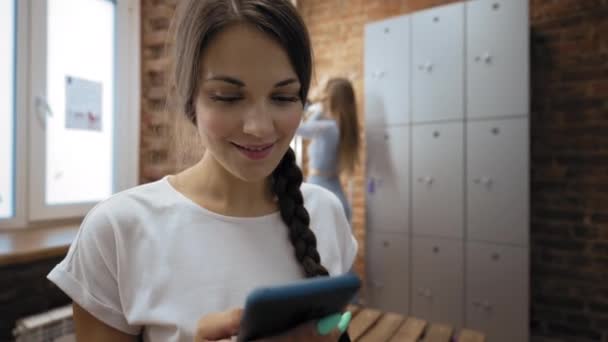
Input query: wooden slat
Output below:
<box><xmin>348</xmin><ymin>308</ymin><xmax>382</xmax><ymax>341</ymax></box>
<box><xmin>422</xmin><ymin>323</ymin><xmax>453</xmax><ymax>342</ymax></box>
<box><xmin>457</xmin><ymin>329</ymin><xmax>485</xmax><ymax>342</ymax></box>
<box><xmin>388</xmin><ymin>317</ymin><xmax>427</xmax><ymax>342</ymax></box>
<box><xmin>358</xmin><ymin>312</ymin><xmax>406</xmax><ymax>342</ymax></box>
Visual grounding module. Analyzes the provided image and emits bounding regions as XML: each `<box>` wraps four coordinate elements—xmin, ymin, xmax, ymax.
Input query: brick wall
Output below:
<box><xmin>0</xmin><ymin>257</ymin><xmax>70</xmax><ymax>341</ymax></box>
<box><xmin>530</xmin><ymin>0</ymin><xmax>608</xmax><ymax>340</ymax></box>
<box><xmin>140</xmin><ymin>0</ymin><xmax>608</xmax><ymax>340</ymax></box>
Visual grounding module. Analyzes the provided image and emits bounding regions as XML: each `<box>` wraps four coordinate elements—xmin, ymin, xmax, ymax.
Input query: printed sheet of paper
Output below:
<box><xmin>65</xmin><ymin>76</ymin><xmax>102</xmax><ymax>131</ymax></box>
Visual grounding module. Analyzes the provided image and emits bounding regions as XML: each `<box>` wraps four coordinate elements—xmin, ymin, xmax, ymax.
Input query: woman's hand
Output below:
<box><xmin>194</xmin><ymin>309</ymin><xmax>351</xmax><ymax>342</ymax></box>
<box><xmin>259</xmin><ymin>312</ymin><xmax>351</xmax><ymax>342</ymax></box>
<box><xmin>194</xmin><ymin>308</ymin><xmax>243</xmax><ymax>342</ymax></box>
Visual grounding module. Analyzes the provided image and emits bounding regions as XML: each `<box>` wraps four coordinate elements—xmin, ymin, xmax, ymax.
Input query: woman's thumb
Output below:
<box><xmin>195</xmin><ymin>308</ymin><xmax>243</xmax><ymax>341</ymax></box>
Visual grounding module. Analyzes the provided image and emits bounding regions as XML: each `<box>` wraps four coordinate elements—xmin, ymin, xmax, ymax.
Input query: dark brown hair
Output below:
<box><xmin>324</xmin><ymin>78</ymin><xmax>360</xmax><ymax>175</ymax></box>
<box><xmin>171</xmin><ymin>0</ymin><xmax>328</xmax><ymax>278</ymax></box>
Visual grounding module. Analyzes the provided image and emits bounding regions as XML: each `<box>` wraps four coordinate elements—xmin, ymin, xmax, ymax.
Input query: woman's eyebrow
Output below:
<box><xmin>274</xmin><ymin>78</ymin><xmax>299</xmax><ymax>88</ymax></box>
<box><xmin>206</xmin><ymin>75</ymin><xmax>245</xmax><ymax>87</ymax></box>
<box><xmin>205</xmin><ymin>76</ymin><xmax>299</xmax><ymax>88</ymax></box>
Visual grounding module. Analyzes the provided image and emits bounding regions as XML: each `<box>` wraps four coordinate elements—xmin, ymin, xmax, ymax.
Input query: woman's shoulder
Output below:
<box><xmin>82</xmin><ymin>177</ymin><xmax>176</xmax><ymax>228</ymax></box>
<box><xmin>97</xmin><ymin>177</ymin><xmax>171</xmax><ymax>208</ymax></box>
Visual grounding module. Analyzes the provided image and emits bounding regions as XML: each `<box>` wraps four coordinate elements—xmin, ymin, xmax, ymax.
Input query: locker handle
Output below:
<box><xmin>474</xmin><ymin>52</ymin><xmax>493</xmax><ymax>64</ymax></box>
<box><xmin>417</xmin><ymin>288</ymin><xmax>432</xmax><ymax>298</ymax></box>
<box><xmin>418</xmin><ymin>62</ymin><xmax>434</xmax><ymax>72</ymax></box>
<box><xmin>473</xmin><ymin>300</ymin><xmax>493</xmax><ymax>311</ymax></box>
<box><xmin>473</xmin><ymin>177</ymin><xmax>493</xmax><ymax>186</ymax></box>
<box><xmin>417</xmin><ymin>176</ymin><xmax>434</xmax><ymax>185</ymax></box>
<box><xmin>371</xmin><ymin>71</ymin><xmax>385</xmax><ymax>79</ymax></box>
<box><xmin>372</xmin><ymin>281</ymin><xmax>385</xmax><ymax>289</ymax></box>
<box><xmin>484</xmin><ymin>53</ymin><xmax>493</xmax><ymax>64</ymax></box>
<box><xmin>482</xmin><ymin>301</ymin><xmax>493</xmax><ymax>311</ymax></box>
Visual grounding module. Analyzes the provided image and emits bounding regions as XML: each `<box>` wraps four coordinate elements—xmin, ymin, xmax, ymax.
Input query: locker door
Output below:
<box><xmin>466</xmin><ymin>0</ymin><xmax>529</xmax><ymax>118</ymax></box>
<box><xmin>411</xmin><ymin>237</ymin><xmax>463</xmax><ymax>329</ymax></box>
<box><xmin>412</xmin><ymin>122</ymin><xmax>464</xmax><ymax>238</ymax></box>
<box><xmin>367</xmin><ymin>232</ymin><xmax>410</xmax><ymax>314</ymax></box>
<box><xmin>467</xmin><ymin>118</ymin><xmax>529</xmax><ymax>246</ymax></box>
<box><xmin>364</xmin><ymin>15</ymin><xmax>410</xmax><ymax>127</ymax></box>
<box><xmin>366</xmin><ymin>126</ymin><xmax>409</xmax><ymax>233</ymax></box>
<box><xmin>466</xmin><ymin>242</ymin><xmax>529</xmax><ymax>342</ymax></box>
<box><xmin>412</xmin><ymin>2</ymin><xmax>464</xmax><ymax>123</ymax></box>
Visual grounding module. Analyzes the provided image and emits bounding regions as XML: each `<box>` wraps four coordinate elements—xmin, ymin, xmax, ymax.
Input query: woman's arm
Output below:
<box><xmin>73</xmin><ymin>303</ymin><xmax>138</xmax><ymax>342</ymax></box>
<box><xmin>295</xmin><ymin>120</ymin><xmax>336</xmax><ymax>139</ymax></box>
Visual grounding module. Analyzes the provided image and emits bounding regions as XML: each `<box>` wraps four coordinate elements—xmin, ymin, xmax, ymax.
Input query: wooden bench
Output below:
<box><xmin>346</xmin><ymin>306</ymin><xmax>485</xmax><ymax>342</ymax></box>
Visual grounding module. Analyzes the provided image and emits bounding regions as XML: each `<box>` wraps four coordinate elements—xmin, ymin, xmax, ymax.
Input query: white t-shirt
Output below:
<box><xmin>47</xmin><ymin>177</ymin><xmax>357</xmax><ymax>342</ymax></box>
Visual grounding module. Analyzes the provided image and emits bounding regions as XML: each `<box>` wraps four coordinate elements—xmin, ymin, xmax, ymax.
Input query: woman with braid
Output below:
<box><xmin>47</xmin><ymin>0</ymin><xmax>357</xmax><ymax>341</ymax></box>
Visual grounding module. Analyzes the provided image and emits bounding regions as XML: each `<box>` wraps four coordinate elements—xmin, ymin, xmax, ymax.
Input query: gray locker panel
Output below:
<box><xmin>412</xmin><ymin>122</ymin><xmax>464</xmax><ymax>238</ymax></box>
<box><xmin>367</xmin><ymin>232</ymin><xmax>410</xmax><ymax>315</ymax></box>
<box><xmin>411</xmin><ymin>237</ymin><xmax>464</xmax><ymax>329</ymax></box>
<box><xmin>366</xmin><ymin>126</ymin><xmax>409</xmax><ymax>233</ymax></box>
<box><xmin>466</xmin><ymin>0</ymin><xmax>529</xmax><ymax>118</ymax></box>
<box><xmin>412</xmin><ymin>2</ymin><xmax>464</xmax><ymax>123</ymax></box>
<box><xmin>364</xmin><ymin>16</ymin><xmax>410</xmax><ymax>127</ymax></box>
<box><xmin>466</xmin><ymin>242</ymin><xmax>529</xmax><ymax>342</ymax></box>
<box><xmin>467</xmin><ymin>118</ymin><xmax>529</xmax><ymax>246</ymax></box>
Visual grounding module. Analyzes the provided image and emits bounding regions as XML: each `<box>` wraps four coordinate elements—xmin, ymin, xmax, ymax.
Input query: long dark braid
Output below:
<box><xmin>272</xmin><ymin>148</ymin><xmax>329</xmax><ymax>278</ymax></box>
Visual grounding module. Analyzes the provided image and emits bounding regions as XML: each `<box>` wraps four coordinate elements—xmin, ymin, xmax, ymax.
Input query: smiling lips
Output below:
<box><xmin>232</xmin><ymin>142</ymin><xmax>276</xmax><ymax>160</ymax></box>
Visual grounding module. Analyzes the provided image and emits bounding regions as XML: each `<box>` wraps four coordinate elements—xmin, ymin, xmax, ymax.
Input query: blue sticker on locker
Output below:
<box><xmin>368</xmin><ymin>179</ymin><xmax>375</xmax><ymax>194</ymax></box>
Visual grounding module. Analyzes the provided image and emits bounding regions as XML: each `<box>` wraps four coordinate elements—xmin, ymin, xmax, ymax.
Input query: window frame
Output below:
<box><xmin>0</xmin><ymin>0</ymin><xmax>140</xmax><ymax>229</ymax></box>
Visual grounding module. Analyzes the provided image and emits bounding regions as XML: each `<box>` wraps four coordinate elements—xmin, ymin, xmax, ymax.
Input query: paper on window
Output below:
<box><xmin>65</xmin><ymin>76</ymin><xmax>102</xmax><ymax>131</ymax></box>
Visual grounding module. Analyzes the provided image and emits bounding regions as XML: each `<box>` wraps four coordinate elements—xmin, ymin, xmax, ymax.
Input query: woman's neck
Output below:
<box><xmin>171</xmin><ymin>153</ymin><xmax>278</xmax><ymax>217</ymax></box>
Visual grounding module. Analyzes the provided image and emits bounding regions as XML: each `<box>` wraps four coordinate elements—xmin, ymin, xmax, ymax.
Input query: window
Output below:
<box><xmin>0</xmin><ymin>0</ymin><xmax>16</xmax><ymax>220</ymax></box>
<box><xmin>1</xmin><ymin>0</ymin><xmax>140</xmax><ymax>228</ymax></box>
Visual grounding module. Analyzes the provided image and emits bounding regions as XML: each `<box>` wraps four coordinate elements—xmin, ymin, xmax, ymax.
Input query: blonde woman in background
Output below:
<box><xmin>296</xmin><ymin>78</ymin><xmax>360</xmax><ymax>223</ymax></box>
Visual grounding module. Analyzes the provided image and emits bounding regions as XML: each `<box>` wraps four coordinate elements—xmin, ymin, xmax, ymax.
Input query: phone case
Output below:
<box><xmin>237</xmin><ymin>273</ymin><xmax>361</xmax><ymax>341</ymax></box>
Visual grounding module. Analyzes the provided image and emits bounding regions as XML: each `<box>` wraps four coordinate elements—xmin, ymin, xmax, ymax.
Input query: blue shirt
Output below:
<box><xmin>296</xmin><ymin>103</ymin><xmax>340</xmax><ymax>174</ymax></box>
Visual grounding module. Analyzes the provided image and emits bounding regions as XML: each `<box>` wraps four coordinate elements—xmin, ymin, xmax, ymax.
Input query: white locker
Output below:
<box><xmin>366</xmin><ymin>125</ymin><xmax>409</xmax><ymax>233</ymax></box>
<box><xmin>467</xmin><ymin>118</ymin><xmax>529</xmax><ymax>245</ymax></box>
<box><xmin>367</xmin><ymin>232</ymin><xmax>410</xmax><ymax>314</ymax></box>
<box><xmin>412</xmin><ymin>2</ymin><xmax>464</xmax><ymax>123</ymax></box>
<box><xmin>411</xmin><ymin>237</ymin><xmax>464</xmax><ymax>329</ymax></box>
<box><xmin>364</xmin><ymin>16</ymin><xmax>410</xmax><ymax>127</ymax></box>
<box><xmin>412</xmin><ymin>122</ymin><xmax>464</xmax><ymax>238</ymax></box>
<box><xmin>466</xmin><ymin>0</ymin><xmax>529</xmax><ymax>119</ymax></box>
<box><xmin>363</xmin><ymin>1</ymin><xmax>529</xmax><ymax>335</ymax></box>
<box><xmin>466</xmin><ymin>242</ymin><xmax>529</xmax><ymax>342</ymax></box>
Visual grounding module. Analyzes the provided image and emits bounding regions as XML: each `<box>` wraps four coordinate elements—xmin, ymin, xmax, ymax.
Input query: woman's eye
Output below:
<box><xmin>210</xmin><ymin>95</ymin><xmax>243</xmax><ymax>103</ymax></box>
<box><xmin>272</xmin><ymin>95</ymin><xmax>300</xmax><ymax>103</ymax></box>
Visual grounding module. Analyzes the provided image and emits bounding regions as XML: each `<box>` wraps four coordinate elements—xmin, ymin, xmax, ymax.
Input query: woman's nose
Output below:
<box><xmin>242</xmin><ymin>101</ymin><xmax>274</xmax><ymax>138</ymax></box>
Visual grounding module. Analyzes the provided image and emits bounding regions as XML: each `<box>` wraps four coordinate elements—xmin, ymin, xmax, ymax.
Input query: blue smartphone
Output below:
<box><xmin>237</xmin><ymin>273</ymin><xmax>361</xmax><ymax>341</ymax></box>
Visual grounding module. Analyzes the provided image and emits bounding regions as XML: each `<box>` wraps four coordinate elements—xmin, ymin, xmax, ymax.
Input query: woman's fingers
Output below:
<box><xmin>195</xmin><ymin>308</ymin><xmax>243</xmax><ymax>342</ymax></box>
<box><xmin>266</xmin><ymin>311</ymin><xmax>352</xmax><ymax>341</ymax></box>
